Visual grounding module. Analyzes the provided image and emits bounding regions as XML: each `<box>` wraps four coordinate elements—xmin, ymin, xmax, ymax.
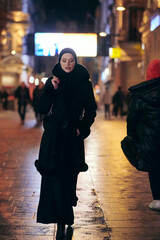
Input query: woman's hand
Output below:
<box><xmin>51</xmin><ymin>76</ymin><xmax>60</xmax><ymax>89</ymax></box>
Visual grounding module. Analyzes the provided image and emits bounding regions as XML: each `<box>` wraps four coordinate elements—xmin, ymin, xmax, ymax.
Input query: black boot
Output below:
<box><xmin>56</xmin><ymin>224</ymin><xmax>65</xmax><ymax>240</ymax></box>
<box><xmin>66</xmin><ymin>225</ymin><xmax>73</xmax><ymax>240</ymax></box>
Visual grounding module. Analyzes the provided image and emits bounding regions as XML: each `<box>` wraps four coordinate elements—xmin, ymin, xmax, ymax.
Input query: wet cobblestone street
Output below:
<box><xmin>0</xmin><ymin>109</ymin><xmax>160</xmax><ymax>240</ymax></box>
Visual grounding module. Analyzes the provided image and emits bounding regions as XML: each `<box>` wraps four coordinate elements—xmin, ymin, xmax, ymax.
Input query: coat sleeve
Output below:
<box><xmin>78</xmin><ymin>80</ymin><xmax>97</xmax><ymax>139</ymax></box>
<box><xmin>127</xmin><ymin>95</ymin><xmax>141</xmax><ymax>138</ymax></box>
<box><xmin>38</xmin><ymin>77</ymin><xmax>55</xmax><ymax>114</ymax></box>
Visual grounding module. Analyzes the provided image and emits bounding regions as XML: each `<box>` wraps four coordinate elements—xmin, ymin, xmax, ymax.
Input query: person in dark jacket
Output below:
<box><xmin>32</xmin><ymin>80</ymin><xmax>44</xmax><ymax>125</ymax></box>
<box><xmin>15</xmin><ymin>82</ymin><xmax>31</xmax><ymax>124</ymax></box>
<box><xmin>127</xmin><ymin>59</ymin><xmax>160</xmax><ymax>211</ymax></box>
<box><xmin>35</xmin><ymin>48</ymin><xmax>97</xmax><ymax>239</ymax></box>
<box><xmin>1</xmin><ymin>88</ymin><xmax>9</xmax><ymax>110</ymax></box>
<box><xmin>112</xmin><ymin>86</ymin><xmax>125</xmax><ymax>117</ymax></box>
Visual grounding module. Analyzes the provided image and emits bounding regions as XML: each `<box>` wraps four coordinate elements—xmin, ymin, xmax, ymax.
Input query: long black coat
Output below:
<box><xmin>35</xmin><ymin>63</ymin><xmax>97</xmax><ymax>175</ymax></box>
<box><xmin>127</xmin><ymin>77</ymin><xmax>160</xmax><ymax>172</ymax></box>
<box><xmin>35</xmin><ymin>63</ymin><xmax>97</xmax><ymax>224</ymax></box>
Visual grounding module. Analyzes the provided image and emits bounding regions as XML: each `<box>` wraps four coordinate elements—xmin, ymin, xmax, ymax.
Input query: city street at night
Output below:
<box><xmin>1</xmin><ymin>0</ymin><xmax>160</xmax><ymax>239</ymax></box>
<box><xmin>0</xmin><ymin>109</ymin><xmax>160</xmax><ymax>240</ymax></box>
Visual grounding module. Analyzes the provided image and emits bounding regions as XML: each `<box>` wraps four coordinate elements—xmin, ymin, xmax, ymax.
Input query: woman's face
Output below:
<box><xmin>60</xmin><ymin>53</ymin><xmax>76</xmax><ymax>73</ymax></box>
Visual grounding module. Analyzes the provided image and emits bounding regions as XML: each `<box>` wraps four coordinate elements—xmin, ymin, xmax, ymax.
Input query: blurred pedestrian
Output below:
<box><xmin>1</xmin><ymin>88</ymin><xmax>9</xmax><ymax>110</ymax></box>
<box><xmin>15</xmin><ymin>82</ymin><xmax>31</xmax><ymax>124</ymax></box>
<box><xmin>35</xmin><ymin>48</ymin><xmax>97</xmax><ymax>239</ymax></box>
<box><xmin>126</xmin><ymin>59</ymin><xmax>160</xmax><ymax>211</ymax></box>
<box><xmin>32</xmin><ymin>80</ymin><xmax>44</xmax><ymax>125</ymax></box>
<box><xmin>112</xmin><ymin>86</ymin><xmax>125</xmax><ymax>117</ymax></box>
<box><xmin>100</xmin><ymin>86</ymin><xmax>112</xmax><ymax>119</ymax></box>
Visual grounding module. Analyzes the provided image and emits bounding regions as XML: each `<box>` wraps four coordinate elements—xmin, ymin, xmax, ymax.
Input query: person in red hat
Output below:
<box><xmin>126</xmin><ymin>59</ymin><xmax>160</xmax><ymax>211</ymax></box>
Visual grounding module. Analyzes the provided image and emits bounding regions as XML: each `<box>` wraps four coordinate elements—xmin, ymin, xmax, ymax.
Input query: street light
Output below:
<box><xmin>116</xmin><ymin>6</ymin><xmax>126</xmax><ymax>11</ymax></box>
<box><xmin>99</xmin><ymin>32</ymin><xmax>107</xmax><ymax>37</ymax></box>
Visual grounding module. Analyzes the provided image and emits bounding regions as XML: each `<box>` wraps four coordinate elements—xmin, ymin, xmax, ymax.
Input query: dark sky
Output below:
<box><xmin>43</xmin><ymin>0</ymin><xmax>99</xmax><ymax>24</ymax></box>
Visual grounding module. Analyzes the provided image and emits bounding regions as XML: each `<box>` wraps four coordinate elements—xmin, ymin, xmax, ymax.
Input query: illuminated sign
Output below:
<box><xmin>150</xmin><ymin>14</ymin><xmax>160</xmax><ymax>31</ymax></box>
<box><xmin>34</xmin><ymin>33</ymin><xmax>97</xmax><ymax>57</ymax></box>
<box><xmin>109</xmin><ymin>47</ymin><xmax>121</xmax><ymax>59</ymax></box>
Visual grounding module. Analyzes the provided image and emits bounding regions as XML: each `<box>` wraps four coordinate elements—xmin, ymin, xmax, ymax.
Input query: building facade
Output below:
<box><xmin>0</xmin><ymin>0</ymin><xmax>29</xmax><ymax>89</ymax></box>
<box><xmin>99</xmin><ymin>0</ymin><xmax>160</xmax><ymax>97</ymax></box>
<box><xmin>140</xmin><ymin>0</ymin><xmax>160</xmax><ymax>75</ymax></box>
<box><xmin>1</xmin><ymin>0</ymin><xmax>160</xmax><ymax>97</ymax></box>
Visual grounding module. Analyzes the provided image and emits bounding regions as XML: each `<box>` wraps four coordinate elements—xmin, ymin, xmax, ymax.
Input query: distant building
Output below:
<box><xmin>98</xmin><ymin>0</ymin><xmax>160</xmax><ymax>96</ymax></box>
<box><xmin>0</xmin><ymin>0</ymin><xmax>29</xmax><ymax>88</ymax></box>
<box><xmin>140</xmin><ymin>0</ymin><xmax>160</xmax><ymax>76</ymax></box>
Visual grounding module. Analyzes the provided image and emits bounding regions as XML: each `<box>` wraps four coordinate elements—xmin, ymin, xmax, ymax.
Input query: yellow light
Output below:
<box><xmin>117</xmin><ymin>6</ymin><xmax>126</xmax><ymax>11</ymax></box>
<box><xmin>99</xmin><ymin>32</ymin><xmax>107</xmax><ymax>37</ymax></box>
<box><xmin>109</xmin><ymin>47</ymin><xmax>121</xmax><ymax>59</ymax></box>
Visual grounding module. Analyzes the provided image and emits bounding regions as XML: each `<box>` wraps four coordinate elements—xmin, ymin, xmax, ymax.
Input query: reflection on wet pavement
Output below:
<box><xmin>1</xmin><ymin>110</ymin><xmax>160</xmax><ymax>239</ymax></box>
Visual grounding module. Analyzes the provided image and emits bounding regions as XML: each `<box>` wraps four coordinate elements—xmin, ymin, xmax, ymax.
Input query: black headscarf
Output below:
<box><xmin>58</xmin><ymin>48</ymin><xmax>77</xmax><ymax>64</ymax></box>
<box><xmin>52</xmin><ymin>47</ymin><xmax>89</xmax><ymax>84</ymax></box>
<box><xmin>51</xmin><ymin>49</ymin><xmax>78</xmax><ymax>120</ymax></box>
<box><xmin>52</xmin><ymin>48</ymin><xmax>78</xmax><ymax>80</ymax></box>
<box><xmin>51</xmin><ymin>49</ymin><xmax>89</xmax><ymax>121</ymax></box>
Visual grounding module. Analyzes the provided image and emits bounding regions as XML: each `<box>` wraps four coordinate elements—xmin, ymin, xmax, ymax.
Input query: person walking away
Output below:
<box><xmin>1</xmin><ymin>88</ymin><xmax>9</xmax><ymax>110</ymax></box>
<box><xmin>32</xmin><ymin>80</ymin><xmax>44</xmax><ymax>125</ymax></box>
<box><xmin>34</xmin><ymin>48</ymin><xmax>97</xmax><ymax>239</ymax></box>
<box><xmin>15</xmin><ymin>82</ymin><xmax>31</xmax><ymax>124</ymax></box>
<box><xmin>100</xmin><ymin>86</ymin><xmax>112</xmax><ymax>119</ymax></box>
<box><xmin>112</xmin><ymin>86</ymin><xmax>125</xmax><ymax>117</ymax></box>
<box><xmin>126</xmin><ymin>59</ymin><xmax>160</xmax><ymax>211</ymax></box>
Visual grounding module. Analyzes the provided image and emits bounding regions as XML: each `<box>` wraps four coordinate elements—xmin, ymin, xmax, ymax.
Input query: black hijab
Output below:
<box><xmin>52</xmin><ymin>48</ymin><xmax>77</xmax><ymax>83</ymax></box>
<box><xmin>58</xmin><ymin>48</ymin><xmax>77</xmax><ymax>64</ymax></box>
<box><xmin>51</xmin><ymin>48</ymin><xmax>89</xmax><ymax>121</ymax></box>
<box><xmin>51</xmin><ymin>48</ymin><xmax>78</xmax><ymax>119</ymax></box>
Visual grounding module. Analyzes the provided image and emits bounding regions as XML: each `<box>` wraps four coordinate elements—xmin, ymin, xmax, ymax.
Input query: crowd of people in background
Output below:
<box><xmin>0</xmin><ymin>80</ymin><xmax>129</xmax><ymax>124</ymax></box>
<box><xmin>0</xmin><ymin>80</ymin><xmax>44</xmax><ymax>125</ymax></box>
<box><xmin>99</xmin><ymin>84</ymin><xmax>129</xmax><ymax>120</ymax></box>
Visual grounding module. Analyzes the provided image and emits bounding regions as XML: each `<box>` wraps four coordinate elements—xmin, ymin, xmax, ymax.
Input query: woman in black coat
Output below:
<box><xmin>35</xmin><ymin>48</ymin><xmax>97</xmax><ymax>239</ymax></box>
<box><xmin>127</xmin><ymin>59</ymin><xmax>160</xmax><ymax>211</ymax></box>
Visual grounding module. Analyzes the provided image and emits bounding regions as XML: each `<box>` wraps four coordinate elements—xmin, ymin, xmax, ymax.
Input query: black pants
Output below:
<box><xmin>149</xmin><ymin>172</ymin><xmax>160</xmax><ymax>200</ymax></box>
<box><xmin>113</xmin><ymin>104</ymin><xmax>123</xmax><ymax>117</ymax></box>
<box><xmin>18</xmin><ymin>103</ymin><xmax>27</xmax><ymax>121</ymax></box>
